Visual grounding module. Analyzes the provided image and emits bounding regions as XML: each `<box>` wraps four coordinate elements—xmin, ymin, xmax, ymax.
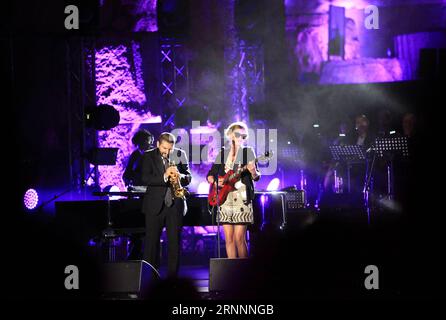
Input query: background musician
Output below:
<box><xmin>122</xmin><ymin>129</ymin><xmax>154</xmax><ymax>189</ymax></box>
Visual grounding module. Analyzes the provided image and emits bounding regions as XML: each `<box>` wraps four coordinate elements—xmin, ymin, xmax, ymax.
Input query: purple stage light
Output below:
<box><xmin>300</xmin><ymin>170</ymin><xmax>307</xmax><ymax>190</ymax></box>
<box><xmin>88</xmin><ymin>239</ymin><xmax>96</xmax><ymax>247</ymax></box>
<box><xmin>261</xmin><ymin>194</ymin><xmax>269</xmax><ymax>206</ymax></box>
<box><xmin>23</xmin><ymin>189</ymin><xmax>39</xmax><ymax>210</ymax></box>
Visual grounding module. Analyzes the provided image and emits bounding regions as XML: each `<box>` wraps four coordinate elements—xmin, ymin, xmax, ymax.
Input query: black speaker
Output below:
<box><xmin>101</xmin><ymin>260</ymin><xmax>159</xmax><ymax>298</ymax></box>
<box><xmin>209</xmin><ymin>258</ymin><xmax>252</xmax><ymax>292</ymax></box>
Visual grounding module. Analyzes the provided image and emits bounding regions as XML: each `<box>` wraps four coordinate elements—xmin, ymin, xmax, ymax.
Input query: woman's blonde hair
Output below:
<box><xmin>224</xmin><ymin>121</ymin><xmax>249</xmax><ymax>140</ymax></box>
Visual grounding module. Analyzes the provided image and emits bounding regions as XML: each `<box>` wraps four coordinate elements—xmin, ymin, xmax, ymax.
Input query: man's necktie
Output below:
<box><xmin>163</xmin><ymin>157</ymin><xmax>173</xmax><ymax>207</ymax></box>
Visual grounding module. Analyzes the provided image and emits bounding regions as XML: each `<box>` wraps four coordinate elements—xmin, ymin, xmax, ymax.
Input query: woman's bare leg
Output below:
<box><xmin>234</xmin><ymin>225</ymin><xmax>248</xmax><ymax>258</ymax></box>
<box><xmin>223</xmin><ymin>224</ymin><xmax>236</xmax><ymax>258</ymax></box>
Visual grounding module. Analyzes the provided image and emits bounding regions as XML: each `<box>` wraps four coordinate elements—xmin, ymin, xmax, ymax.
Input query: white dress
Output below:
<box><xmin>218</xmin><ymin>153</ymin><xmax>254</xmax><ymax>225</ymax></box>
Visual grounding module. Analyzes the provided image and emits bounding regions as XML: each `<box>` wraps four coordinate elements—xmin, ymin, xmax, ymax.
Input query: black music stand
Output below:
<box><xmin>85</xmin><ymin>148</ymin><xmax>119</xmax><ymax>261</ymax></box>
<box><xmin>329</xmin><ymin>145</ymin><xmax>366</xmax><ymax>193</ymax></box>
<box><xmin>368</xmin><ymin>136</ymin><xmax>409</xmax><ymax>199</ymax></box>
<box><xmin>362</xmin><ymin>136</ymin><xmax>409</xmax><ymax>225</ymax></box>
<box><xmin>85</xmin><ymin>147</ymin><xmax>118</xmax><ymax>187</ymax></box>
<box><xmin>374</xmin><ymin>136</ymin><xmax>409</xmax><ymax>158</ymax></box>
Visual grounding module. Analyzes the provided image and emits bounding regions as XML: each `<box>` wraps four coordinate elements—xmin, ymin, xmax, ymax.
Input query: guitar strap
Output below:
<box><xmin>220</xmin><ymin>146</ymin><xmax>225</xmax><ymax>165</ymax></box>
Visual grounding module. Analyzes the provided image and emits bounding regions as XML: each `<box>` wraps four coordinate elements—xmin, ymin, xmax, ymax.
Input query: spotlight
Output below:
<box><xmin>266</xmin><ymin>178</ymin><xmax>280</xmax><ymax>191</ymax></box>
<box><xmin>313</xmin><ymin>124</ymin><xmax>320</xmax><ymax>128</ymax></box>
<box><xmin>390</xmin><ymin>130</ymin><xmax>396</xmax><ymax>135</ymax></box>
<box><xmin>287</xmin><ymin>141</ymin><xmax>291</xmax><ymax>145</ymax></box>
<box><xmin>24</xmin><ymin>188</ymin><xmax>39</xmax><ymax>210</ymax></box>
<box><xmin>339</xmin><ymin>133</ymin><xmax>346</xmax><ymax>137</ymax></box>
<box><xmin>197</xmin><ymin>181</ymin><xmax>210</xmax><ymax>195</ymax></box>
<box><xmin>85</xmin><ymin>104</ymin><xmax>120</xmax><ymax>130</ymax></box>
<box><xmin>103</xmin><ymin>185</ymin><xmax>121</xmax><ymax>200</ymax></box>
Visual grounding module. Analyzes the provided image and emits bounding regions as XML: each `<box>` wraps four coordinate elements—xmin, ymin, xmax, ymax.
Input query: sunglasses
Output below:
<box><xmin>234</xmin><ymin>132</ymin><xmax>247</xmax><ymax>139</ymax></box>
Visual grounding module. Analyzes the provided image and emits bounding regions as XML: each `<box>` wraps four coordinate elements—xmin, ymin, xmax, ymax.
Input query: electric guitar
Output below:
<box><xmin>208</xmin><ymin>151</ymin><xmax>273</xmax><ymax>206</ymax></box>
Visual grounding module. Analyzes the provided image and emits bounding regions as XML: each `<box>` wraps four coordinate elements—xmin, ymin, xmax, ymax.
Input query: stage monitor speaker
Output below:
<box><xmin>101</xmin><ymin>260</ymin><xmax>159</xmax><ymax>299</ymax></box>
<box><xmin>209</xmin><ymin>258</ymin><xmax>253</xmax><ymax>292</ymax></box>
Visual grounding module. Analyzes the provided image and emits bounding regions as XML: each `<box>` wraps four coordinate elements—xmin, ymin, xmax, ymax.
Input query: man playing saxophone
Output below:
<box><xmin>141</xmin><ymin>132</ymin><xmax>192</xmax><ymax>277</ymax></box>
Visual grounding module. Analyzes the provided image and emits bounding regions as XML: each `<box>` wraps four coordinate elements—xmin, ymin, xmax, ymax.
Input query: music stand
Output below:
<box><xmin>329</xmin><ymin>145</ymin><xmax>366</xmax><ymax>193</ymax></box>
<box><xmin>85</xmin><ymin>147</ymin><xmax>118</xmax><ymax>186</ymax></box>
<box><xmin>373</xmin><ymin>136</ymin><xmax>409</xmax><ymax>199</ymax></box>
<box><xmin>86</xmin><ymin>148</ymin><xmax>119</xmax><ymax>261</ymax></box>
<box><xmin>374</xmin><ymin>136</ymin><xmax>409</xmax><ymax>158</ymax></box>
<box><xmin>362</xmin><ymin>136</ymin><xmax>409</xmax><ymax>224</ymax></box>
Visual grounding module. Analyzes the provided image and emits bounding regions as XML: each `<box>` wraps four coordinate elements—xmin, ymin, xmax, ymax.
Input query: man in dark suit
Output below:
<box><xmin>141</xmin><ymin>132</ymin><xmax>192</xmax><ymax>277</ymax></box>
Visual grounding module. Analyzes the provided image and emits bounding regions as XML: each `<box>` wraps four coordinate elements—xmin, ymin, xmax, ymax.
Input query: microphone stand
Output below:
<box><xmin>363</xmin><ymin>145</ymin><xmax>377</xmax><ymax>225</ymax></box>
<box><xmin>102</xmin><ymin>195</ymin><xmax>116</xmax><ymax>262</ymax></box>
<box><xmin>214</xmin><ymin>174</ymin><xmax>221</xmax><ymax>258</ymax></box>
<box><xmin>37</xmin><ymin>187</ymin><xmax>72</xmax><ymax>213</ymax></box>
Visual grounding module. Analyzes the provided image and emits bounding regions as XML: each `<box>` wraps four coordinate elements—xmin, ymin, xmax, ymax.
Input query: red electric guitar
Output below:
<box><xmin>208</xmin><ymin>151</ymin><xmax>273</xmax><ymax>206</ymax></box>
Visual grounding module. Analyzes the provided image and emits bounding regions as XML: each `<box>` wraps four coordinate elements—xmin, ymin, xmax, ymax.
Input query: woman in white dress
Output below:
<box><xmin>207</xmin><ymin>122</ymin><xmax>260</xmax><ymax>258</ymax></box>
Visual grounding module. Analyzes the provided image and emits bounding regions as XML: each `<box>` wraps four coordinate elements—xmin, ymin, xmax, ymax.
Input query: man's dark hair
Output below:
<box><xmin>158</xmin><ymin>132</ymin><xmax>176</xmax><ymax>144</ymax></box>
<box><xmin>132</xmin><ymin>129</ymin><xmax>153</xmax><ymax>146</ymax></box>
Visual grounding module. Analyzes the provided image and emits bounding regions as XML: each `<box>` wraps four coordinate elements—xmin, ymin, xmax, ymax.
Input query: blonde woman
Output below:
<box><xmin>207</xmin><ymin>122</ymin><xmax>260</xmax><ymax>258</ymax></box>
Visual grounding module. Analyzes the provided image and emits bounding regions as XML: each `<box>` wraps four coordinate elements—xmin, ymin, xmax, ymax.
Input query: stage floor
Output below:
<box><xmin>159</xmin><ymin>264</ymin><xmax>210</xmax><ymax>293</ymax></box>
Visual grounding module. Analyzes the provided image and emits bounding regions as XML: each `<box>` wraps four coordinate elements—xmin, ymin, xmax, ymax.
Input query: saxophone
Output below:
<box><xmin>168</xmin><ymin>160</ymin><xmax>189</xmax><ymax>199</ymax></box>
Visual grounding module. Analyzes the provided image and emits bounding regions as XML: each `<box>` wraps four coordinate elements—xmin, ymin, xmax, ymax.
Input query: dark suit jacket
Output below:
<box><xmin>141</xmin><ymin>147</ymin><xmax>192</xmax><ymax>216</ymax></box>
